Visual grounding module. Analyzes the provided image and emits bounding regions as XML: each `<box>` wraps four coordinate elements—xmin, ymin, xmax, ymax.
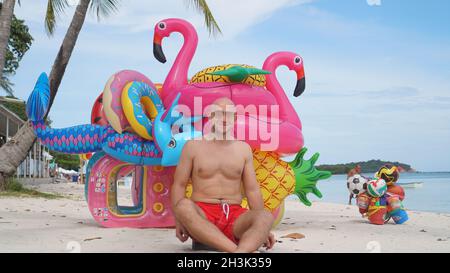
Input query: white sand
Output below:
<box><xmin>1</xmin><ymin>180</ymin><xmax>449</xmax><ymax>253</ymax></box>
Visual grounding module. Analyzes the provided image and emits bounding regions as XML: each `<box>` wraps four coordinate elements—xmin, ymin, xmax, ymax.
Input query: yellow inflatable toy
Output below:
<box><xmin>190</xmin><ymin>64</ymin><xmax>269</xmax><ymax>87</ymax></box>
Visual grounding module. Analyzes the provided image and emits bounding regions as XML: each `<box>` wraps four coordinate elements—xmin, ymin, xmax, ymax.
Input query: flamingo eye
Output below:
<box><xmin>168</xmin><ymin>138</ymin><xmax>176</xmax><ymax>148</ymax></box>
<box><xmin>294</xmin><ymin>56</ymin><xmax>302</xmax><ymax>65</ymax></box>
<box><xmin>158</xmin><ymin>22</ymin><xmax>166</xmax><ymax>30</ymax></box>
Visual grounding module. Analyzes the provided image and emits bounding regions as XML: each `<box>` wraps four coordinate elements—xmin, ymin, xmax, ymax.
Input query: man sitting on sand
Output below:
<box><xmin>171</xmin><ymin>97</ymin><xmax>275</xmax><ymax>253</ymax></box>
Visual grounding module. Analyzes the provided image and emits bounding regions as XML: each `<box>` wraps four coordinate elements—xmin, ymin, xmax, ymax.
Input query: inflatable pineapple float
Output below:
<box><xmin>190</xmin><ymin>64</ymin><xmax>269</xmax><ymax>87</ymax></box>
<box><xmin>249</xmin><ymin>148</ymin><xmax>331</xmax><ymax>211</ymax></box>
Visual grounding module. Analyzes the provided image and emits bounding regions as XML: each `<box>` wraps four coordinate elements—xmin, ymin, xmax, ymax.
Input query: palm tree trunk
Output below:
<box><xmin>0</xmin><ymin>121</ymin><xmax>35</xmax><ymax>190</ymax></box>
<box><xmin>0</xmin><ymin>0</ymin><xmax>91</xmax><ymax>190</ymax></box>
<box><xmin>0</xmin><ymin>0</ymin><xmax>16</xmax><ymax>80</ymax></box>
<box><xmin>47</xmin><ymin>0</ymin><xmax>90</xmax><ymax>109</ymax></box>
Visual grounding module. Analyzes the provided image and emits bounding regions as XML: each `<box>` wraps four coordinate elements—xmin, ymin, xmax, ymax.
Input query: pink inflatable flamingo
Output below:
<box><xmin>153</xmin><ymin>18</ymin><xmax>198</xmax><ymax>101</ymax></box>
<box><xmin>153</xmin><ymin>18</ymin><xmax>305</xmax><ymax>155</ymax></box>
<box><xmin>263</xmin><ymin>52</ymin><xmax>304</xmax><ymax>129</ymax></box>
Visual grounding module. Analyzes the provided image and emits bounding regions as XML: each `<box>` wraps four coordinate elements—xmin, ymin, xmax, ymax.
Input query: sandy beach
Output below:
<box><xmin>1</xmin><ymin>179</ymin><xmax>449</xmax><ymax>253</ymax></box>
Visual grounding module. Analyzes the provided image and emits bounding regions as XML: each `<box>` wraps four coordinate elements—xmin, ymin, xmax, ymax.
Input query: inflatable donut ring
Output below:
<box><xmin>121</xmin><ymin>81</ymin><xmax>164</xmax><ymax>140</ymax></box>
<box><xmin>103</xmin><ymin>70</ymin><xmax>157</xmax><ymax>134</ymax></box>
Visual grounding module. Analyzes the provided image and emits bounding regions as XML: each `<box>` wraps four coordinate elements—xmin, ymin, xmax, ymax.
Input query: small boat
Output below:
<box><xmin>398</xmin><ymin>182</ymin><xmax>424</xmax><ymax>188</ymax></box>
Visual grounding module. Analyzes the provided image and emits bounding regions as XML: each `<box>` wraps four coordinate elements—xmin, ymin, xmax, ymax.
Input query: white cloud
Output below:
<box><xmin>367</xmin><ymin>0</ymin><xmax>382</xmax><ymax>6</ymax></box>
<box><xmin>97</xmin><ymin>0</ymin><xmax>313</xmax><ymax>39</ymax></box>
<box><xmin>205</xmin><ymin>0</ymin><xmax>313</xmax><ymax>40</ymax></box>
<box><xmin>15</xmin><ymin>0</ymin><xmax>313</xmax><ymax>40</ymax></box>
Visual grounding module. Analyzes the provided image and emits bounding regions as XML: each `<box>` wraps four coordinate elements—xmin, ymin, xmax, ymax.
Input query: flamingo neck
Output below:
<box><xmin>263</xmin><ymin>58</ymin><xmax>302</xmax><ymax>129</ymax></box>
<box><xmin>162</xmin><ymin>25</ymin><xmax>198</xmax><ymax>99</ymax></box>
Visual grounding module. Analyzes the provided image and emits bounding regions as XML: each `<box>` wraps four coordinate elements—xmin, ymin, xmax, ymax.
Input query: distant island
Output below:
<box><xmin>317</xmin><ymin>160</ymin><xmax>416</xmax><ymax>175</ymax></box>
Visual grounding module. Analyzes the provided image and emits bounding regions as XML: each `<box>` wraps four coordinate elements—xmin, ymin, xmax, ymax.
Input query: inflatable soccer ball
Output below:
<box><xmin>347</xmin><ymin>174</ymin><xmax>368</xmax><ymax>196</ymax></box>
<box><xmin>367</xmin><ymin>179</ymin><xmax>387</xmax><ymax>197</ymax></box>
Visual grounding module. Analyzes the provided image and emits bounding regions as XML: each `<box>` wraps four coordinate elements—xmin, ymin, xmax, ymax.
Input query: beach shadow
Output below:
<box><xmin>349</xmin><ymin>219</ymin><xmax>369</xmax><ymax>224</ymax></box>
<box><xmin>79</xmin><ymin>220</ymin><xmax>102</xmax><ymax>228</ymax></box>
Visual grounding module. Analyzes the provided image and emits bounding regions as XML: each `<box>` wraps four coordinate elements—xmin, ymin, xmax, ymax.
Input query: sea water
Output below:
<box><xmin>303</xmin><ymin>172</ymin><xmax>450</xmax><ymax>214</ymax></box>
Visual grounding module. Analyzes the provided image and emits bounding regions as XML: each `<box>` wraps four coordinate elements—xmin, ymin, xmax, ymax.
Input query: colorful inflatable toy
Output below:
<box><xmin>26</xmin><ymin>17</ymin><xmax>332</xmax><ymax>228</ymax></box>
<box><xmin>91</xmin><ymin>93</ymin><xmax>108</xmax><ymax>126</ymax></box>
<box><xmin>27</xmin><ymin>73</ymin><xmax>200</xmax><ymax>228</ymax></box>
<box><xmin>153</xmin><ymin>18</ymin><xmax>305</xmax><ymax>155</ymax></box>
<box><xmin>27</xmin><ymin>73</ymin><xmax>200</xmax><ymax>166</ymax></box>
<box><xmin>367</xmin><ymin>179</ymin><xmax>387</xmax><ymax>198</ymax></box>
<box><xmin>356</xmin><ymin>165</ymin><xmax>408</xmax><ymax>225</ymax></box>
<box><xmin>85</xmin><ymin>152</ymin><xmax>176</xmax><ymax>228</ymax></box>
<box><xmin>102</xmin><ymin>70</ymin><xmax>159</xmax><ymax>136</ymax></box>
<box><xmin>347</xmin><ymin>174</ymin><xmax>368</xmax><ymax>196</ymax></box>
<box><xmin>375</xmin><ymin>164</ymin><xmax>399</xmax><ymax>186</ymax></box>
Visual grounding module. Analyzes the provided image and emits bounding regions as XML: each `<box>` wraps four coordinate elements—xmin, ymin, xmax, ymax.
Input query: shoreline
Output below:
<box><xmin>1</xmin><ymin>181</ymin><xmax>449</xmax><ymax>253</ymax></box>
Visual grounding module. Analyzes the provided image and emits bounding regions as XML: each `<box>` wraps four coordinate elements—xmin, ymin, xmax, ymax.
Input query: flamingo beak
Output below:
<box><xmin>294</xmin><ymin>68</ymin><xmax>306</xmax><ymax>97</ymax></box>
<box><xmin>153</xmin><ymin>34</ymin><xmax>166</xmax><ymax>63</ymax></box>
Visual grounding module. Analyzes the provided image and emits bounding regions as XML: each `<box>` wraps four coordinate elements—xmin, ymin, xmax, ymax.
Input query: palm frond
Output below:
<box><xmin>0</xmin><ymin>74</ymin><xmax>14</xmax><ymax>96</ymax></box>
<box><xmin>89</xmin><ymin>0</ymin><xmax>120</xmax><ymax>21</ymax></box>
<box><xmin>45</xmin><ymin>0</ymin><xmax>69</xmax><ymax>36</ymax></box>
<box><xmin>186</xmin><ymin>0</ymin><xmax>222</xmax><ymax>36</ymax></box>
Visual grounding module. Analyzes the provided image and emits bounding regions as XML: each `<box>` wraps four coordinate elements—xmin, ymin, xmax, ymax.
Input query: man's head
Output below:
<box><xmin>208</xmin><ymin>97</ymin><xmax>237</xmax><ymax>138</ymax></box>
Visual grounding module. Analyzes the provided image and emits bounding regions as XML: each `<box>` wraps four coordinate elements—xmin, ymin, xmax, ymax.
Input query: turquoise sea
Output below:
<box><xmin>305</xmin><ymin>172</ymin><xmax>450</xmax><ymax>214</ymax></box>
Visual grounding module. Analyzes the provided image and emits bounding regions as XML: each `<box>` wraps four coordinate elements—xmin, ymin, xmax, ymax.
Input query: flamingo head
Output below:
<box><xmin>264</xmin><ymin>51</ymin><xmax>306</xmax><ymax>97</ymax></box>
<box><xmin>153</xmin><ymin>18</ymin><xmax>197</xmax><ymax>64</ymax></box>
<box><xmin>291</xmin><ymin>55</ymin><xmax>306</xmax><ymax>97</ymax></box>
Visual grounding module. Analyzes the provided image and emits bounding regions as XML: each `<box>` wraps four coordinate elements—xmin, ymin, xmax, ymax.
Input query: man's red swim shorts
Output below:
<box><xmin>195</xmin><ymin>201</ymin><xmax>248</xmax><ymax>243</ymax></box>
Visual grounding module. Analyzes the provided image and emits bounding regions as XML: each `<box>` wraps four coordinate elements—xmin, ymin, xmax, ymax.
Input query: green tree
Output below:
<box><xmin>50</xmin><ymin>151</ymin><xmax>80</xmax><ymax>171</ymax></box>
<box><xmin>0</xmin><ymin>0</ymin><xmax>119</xmax><ymax>189</ymax></box>
<box><xmin>317</xmin><ymin>160</ymin><xmax>414</xmax><ymax>175</ymax></box>
<box><xmin>0</xmin><ymin>2</ymin><xmax>33</xmax><ymax>95</ymax></box>
<box><xmin>187</xmin><ymin>0</ymin><xmax>221</xmax><ymax>35</ymax></box>
<box><xmin>0</xmin><ymin>0</ymin><xmax>17</xmax><ymax>91</ymax></box>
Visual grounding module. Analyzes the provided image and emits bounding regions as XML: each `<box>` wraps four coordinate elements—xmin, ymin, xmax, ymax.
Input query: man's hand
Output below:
<box><xmin>175</xmin><ymin>221</ymin><xmax>190</xmax><ymax>242</ymax></box>
<box><xmin>263</xmin><ymin>232</ymin><xmax>276</xmax><ymax>250</ymax></box>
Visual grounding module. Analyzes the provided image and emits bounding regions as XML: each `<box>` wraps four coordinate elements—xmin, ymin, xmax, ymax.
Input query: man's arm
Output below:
<box><xmin>171</xmin><ymin>141</ymin><xmax>194</xmax><ymax>208</ymax></box>
<box><xmin>242</xmin><ymin>144</ymin><xmax>264</xmax><ymax>210</ymax></box>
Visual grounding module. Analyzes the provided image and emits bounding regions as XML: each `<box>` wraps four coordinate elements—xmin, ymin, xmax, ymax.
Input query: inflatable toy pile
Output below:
<box><xmin>348</xmin><ymin>165</ymin><xmax>408</xmax><ymax>225</ymax></box>
<box><xmin>26</xmin><ymin>18</ymin><xmax>331</xmax><ymax>228</ymax></box>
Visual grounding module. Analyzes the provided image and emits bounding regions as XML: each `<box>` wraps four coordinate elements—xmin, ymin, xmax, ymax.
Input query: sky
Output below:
<box><xmin>7</xmin><ymin>0</ymin><xmax>450</xmax><ymax>171</ymax></box>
